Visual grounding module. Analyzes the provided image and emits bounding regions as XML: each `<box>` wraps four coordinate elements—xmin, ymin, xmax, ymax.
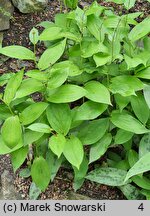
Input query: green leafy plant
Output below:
<box><xmin>64</xmin><ymin>0</ymin><xmax>78</xmax><ymax>9</ymax></box>
<box><xmin>106</xmin><ymin>0</ymin><xmax>150</xmax><ymax>10</ymax></box>
<box><xmin>0</xmin><ymin>1</ymin><xmax>150</xmax><ymax>199</ymax></box>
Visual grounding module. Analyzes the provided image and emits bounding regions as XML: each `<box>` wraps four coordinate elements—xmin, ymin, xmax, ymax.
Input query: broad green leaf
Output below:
<box><xmin>136</xmin><ymin>67</ymin><xmax>150</xmax><ymax>79</ymax></box>
<box><xmin>73</xmin><ymin>101</ymin><xmax>107</xmax><ymax>121</ymax></box>
<box><xmin>130</xmin><ymin>94</ymin><xmax>149</xmax><ymax>124</ymax></box>
<box><xmin>93</xmin><ymin>53</ymin><xmax>111</xmax><ymax>67</ymax></box>
<box><xmin>52</xmin><ymin>60</ymin><xmax>82</xmax><ymax>77</ymax></box>
<box><xmin>115</xmin><ymin>129</ymin><xmax>133</xmax><ymax>144</ymax></box>
<box><xmin>37</xmin><ymin>21</ymin><xmax>55</xmax><ymax>28</ymax></box>
<box><xmin>111</xmin><ymin>111</ymin><xmax>149</xmax><ymax>134</ymax></box>
<box><xmin>89</xmin><ymin>133</ymin><xmax>112</xmax><ymax>163</ymax></box>
<box><xmin>85</xmin><ymin>1</ymin><xmax>104</xmax><ymax>16</ymax></box>
<box><xmin>122</xmin><ymin>140</ymin><xmax>132</xmax><ymax>151</ymax></box>
<box><xmin>128</xmin><ymin>149</ymin><xmax>138</xmax><ymax>167</ymax></box>
<box><xmin>0</xmin><ymin>135</ymin><xmax>23</xmax><ymax>154</ymax></box>
<box><xmin>139</xmin><ymin>133</ymin><xmax>150</xmax><ymax>158</ymax></box>
<box><xmin>60</xmin><ymin>31</ymin><xmax>81</xmax><ymax>42</ymax></box>
<box><xmin>26</xmin><ymin>70</ymin><xmax>48</xmax><ymax>81</ymax></box>
<box><xmin>46</xmin><ymin>103</ymin><xmax>72</xmax><ymax>135</ymax></box>
<box><xmin>75</xmin><ymin>7</ymin><xmax>87</xmax><ymax>32</ymax></box>
<box><xmin>29</xmin><ymin>27</ymin><xmax>39</xmax><ymax>45</ymax></box>
<box><xmin>11</xmin><ymin>146</ymin><xmax>28</xmax><ymax>172</ymax></box>
<box><xmin>31</xmin><ymin>156</ymin><xmax>51</xmax><ymax>191</ymax></box>
<box><xmin>49</xmin><ymin>134</ymin><xmax>66</xmax><ymax>158</ymax></box>
<box><xmin>0</xmin><ymin>104</ymin><xmax>12</xmax><ymax>120</ymax></box>
<box><xmin>125</xmin><ymin>51</ymin><xmax>150</xmax><ymax>69</ymax></box>
<box><xmin>0</xmin><ymin>45</ymin><xmax>35</xmax><ymax>60</ymax></box>
<box><xmin>81</xmin><ymin>39</ymin><xmax>108</xmax><ymax>58</ymax></box>
<box><xmin>84</xmin><ymin>81</ymin><xmax>111</xmax><ymax>105</ymax></box>
<box><xmin>104</xmin><ymin>16</ymin><xmax>121</xmax><ymax>28</ymax></box>
<box><xmin>123</xmin><ymin>12</ymin><xmax>143</xmax><ymax>25</ymax></box>
<box><xmin>3</xmin><ymin>70</ymin><xmax>23</xmax><ymax>105</ymax></box>
<box><xmin>46</xmin><ymin>84</ymin><xmax>86</xmax><ymax>103</ymax></box>
<box><xmin>141</xmin><ymin>189</ymin><xmax>150</xmax><ymax>200</ymax></box>
<box><xmin>10</xmin><ymin>96</ymin><xmax>29</xmax><ymax>107</ymax></box>
<box><xmin>24</xmin><ymin>130</ymin><xmax>43</xmax><ymax>146</ymax></box>
<box><xmin>38</xmin><ymin>39</ymin><xmax>66</xmax><ymax>70</ymax></box>
<box><xmin>110</xmin><ymin>75</ymin><xmax>143</xmax><ymax>96</ymax></box>
<box><xmin>129</xmin><ymin>17</ymin><xmax>150</xmax><ymax>42</ymax></box>
<box><xmin>68</xmin><ymin>71</ymin><xmax>99</xmax><ymax>84</ymax></box>
<box><xmin>114</xmin><ymin>94</ymin><xmax>130</xmax><ymax>111</ymax></box>
<box><xmin>87</xmin><ymin>15</ymin><xmax>103</xmax><ymax>41</ymax></box>
<box><xmin>108</xmin><ymin>151</ymin><xmax>122</xmax><ymax>162</ymax></box>
<box><xmin>63</xmin><ymin>135</ymin><xmax>84</xmax><ymax>169</ymax></box>
<box><xmin>124</xmin><ymin>0</ymin><xmax>136</xmax><ymax>9</ymax></box>
<box><xmin>46</xmin><ymin>150</ymin><xmax>64</xmax><ymax>181</ymax></box>
<box><xmin>55</xmin><ymin>12</ymin><xmax>67</xmax><ymax>28</ymax></box>
<box><xmin>40</xmin><ymin>26</ymin><xmax>79</xmax><ymax>42</ymax></box>
<box><xmin>1</xmin><ymin>116</ymin><xmax>22</xmax><ymax>149</ymax></box>
<box><xmin>143</xmin><ymin>37</ymin><xmax>150</xmax><ymax>51</ymax></box>
<box><xmin>143</xmin><ymin>85</ymin><xmax>150</xmax><ymax>108</ymax></box>
<box><xmin>27</xmin><ymin>123</ymin><xmax>52</xmax><ymax>134</ymax></box>
<box><xmin>15</xmin><ymin>78</ymin><xmax>44</xmax><ymax>99</ymax></box>
<box><xmin>86</xmin><ymin>168</ymin><xmax>127</xmax><ymax>186</ymax></box>
<box><xmin>114</xmin><ymin>160</ymin><xmax>130</xmax><ymax>171</ymax></box>
<box><xmin>119</xmin><ymin>184</ymin><xmax>144</xmax><ymax>200</ymax></box>
<box><xmin>73</xmin><ymin>156</ymin><xmax>88</xmax><ymax>191</ymax></box>
<box><xmin>124</xmin><ymin>152</ymin><xmax>150</xmax><ymax>182</ymax></box>
<box><xmin>47</xmin><ymin>67</ymin><xmax>68</xmax><ymax>90</ymax></box>
<box><xmin>20</xmin><ymin>102</ymin><xmax>48</xmax><ymax>125</ymax></box>
<box><xmin>132</xmin><ymin>176</ymin><xmax>150</xmax><ymax>190</ymax></box>
<box><xmin>39</xmin><ymin>26</ymin><xmax>62</xmax><ymax>41</ymax></box>
<box><xmin>29</xmin><ymin>182</ymin><xmax>41</xmax><ymax>200</ymax></box>
<box><xmin>71</xmin><ymin>107</ymin><xmax>83</xmax><ymax>129</ymax></box>
<box><xmin>78</xmin><ymin>118</ymin><xmax>109</xmax><ymax>145</ymax></box>
<box><xmin>0</xmin><ymin>73</ymin><xmax>15</xmax><ymax>87</ymax></box>
<box><xmin>124</xmin><ymin>54</ymin><xmax>146</xmax><ymax>70</ymax></box>
<box><xmin>65</xmin><ymin>0</ymin><xmax>78</xmax><ymax>9</ymax></box>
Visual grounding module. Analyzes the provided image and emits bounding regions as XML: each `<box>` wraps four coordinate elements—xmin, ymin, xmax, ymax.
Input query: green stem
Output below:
<box><xmin>33</xmin><ymin>43</ymin><xmax>38</xmax><ymax>68</ymax></box>
<box><xmin>99</xmin><ymin>22</ymin><xmax>104</xmax><ymax>42</ymax></box>
<box><xmin>0</xmin><ymin>97</ymin><xmax>14</xmax><ymax>115</ymax></box>
<box><xmin>59</xmin><ymin>0</ymin><xmax>63</xmax><ymax>13</ymax></box>
<box><xmin>106</xmin><ymin>73</ymin><xmax>110</xmax><ymax>86</ymax></box>
<box><xmin>111</xmin><ymin>18</ymin><xmax>121</xmax><ymax>62</ymax></box>
<box><xmin>125</xmin><ymin>0</ymin><xmax>131</xmax><ymax>27</ymax></box>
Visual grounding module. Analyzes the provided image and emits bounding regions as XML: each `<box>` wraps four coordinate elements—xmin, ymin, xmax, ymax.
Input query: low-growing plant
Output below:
<box><xmin>0</xmin><ymin>1</ymin><xmax>150</xmax><ymax>199</ymax></box>
<box><xmin>106</xmin><ymin>0</ymin><xmax>150</xmax><ymax>10</ymax></box>
<box><xmin>63</xmin><ymin>0</ymin><xmax>78</xmax><ymax>9</ymax></box>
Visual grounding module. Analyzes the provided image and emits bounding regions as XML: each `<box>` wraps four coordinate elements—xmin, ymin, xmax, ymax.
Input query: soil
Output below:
<box><xmin>0</xmin><ymin>0</ymin><xmax>149</xmax><ymax>200</ymax></box>
<box><xmin>14</xmin><ymin>159</ymin><xmax>125</xmax><ymax>200</ymax></box>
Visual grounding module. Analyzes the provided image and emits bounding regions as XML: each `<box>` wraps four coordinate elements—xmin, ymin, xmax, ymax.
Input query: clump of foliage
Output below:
<box><xmin>63</xmin><ymin>0</ymin><xmax>78</xmax><ymax>9</ymax></box>
<box><xmin>0</xmin><ymin>1</ymin><xmax>150</xmax><ymax>200</ymax></box>
<box><xmin>107</xmin><ymin>0</ymin><xmax>150</xmax><ymax>9</ymax></box>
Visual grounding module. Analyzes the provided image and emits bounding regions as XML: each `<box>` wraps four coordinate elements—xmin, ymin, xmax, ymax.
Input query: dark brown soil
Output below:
<box><xmin>0</xmin><ymin>154</ymin><xmax>125</xmax><ymax>200</ymax></box>
<box><xmin>14</xmin><ymin>166</ymin><xmax>125</xmax><ymax>200</ymax></box>
<box><xmin>0</xmin><ymin>0</ymin><xmax>149</xmax><ymax>200</ymax></box>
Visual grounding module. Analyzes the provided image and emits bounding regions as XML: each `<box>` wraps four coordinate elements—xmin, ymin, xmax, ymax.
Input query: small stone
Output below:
<box><xmin>67</xmin><ymin>191</ymin><xmax>92</xmax><ymax>200</ymax></box>
<box><xmin>66</xmin><ymin>172</ymin><xmax>74</xmax><ymax>180</ymax></box>
<box><xmin>0</xmin><ymin>0</ymin><xmax>14</xmax><ymax>31</ymax></box>
<box><xmin>12</xmin><ymin>0</ymin><xmax>48</xmax><ymax>14</ymax></box>
<box><xmin>0</xmin><ymin>170</ymin><xmax>22</xmax><ymax>200</ymax></box>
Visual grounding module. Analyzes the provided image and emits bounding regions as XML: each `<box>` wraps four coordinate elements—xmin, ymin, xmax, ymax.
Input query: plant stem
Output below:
<box><xmin>1</xmin><ymin>98</ymin><xmax>14</xmax><ymax>115</ymax></box>
<box><xmin>111</xmin><ymin>18</ymin><xmax>121</xmax><ymax>62</ymax></box>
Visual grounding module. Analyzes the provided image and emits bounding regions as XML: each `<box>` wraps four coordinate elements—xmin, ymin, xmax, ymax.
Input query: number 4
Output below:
<box><xmin>138</xmin><ymin>203</ymin><xmax>144</xmax><ymax>211</ymax></box>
